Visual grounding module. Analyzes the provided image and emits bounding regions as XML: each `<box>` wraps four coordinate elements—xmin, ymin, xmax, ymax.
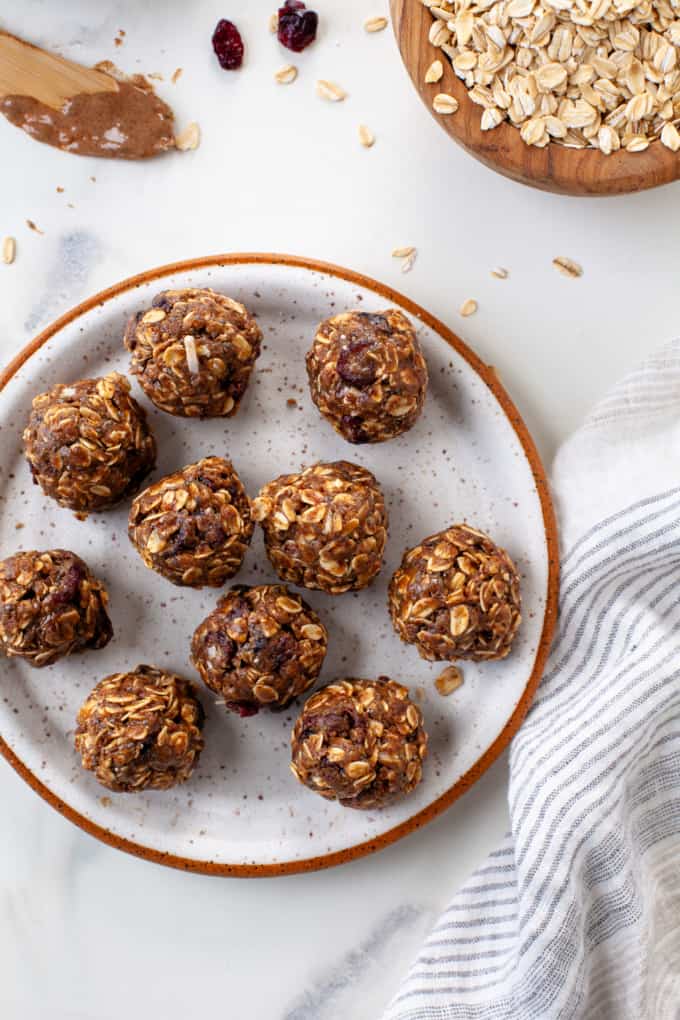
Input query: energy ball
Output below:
<box><xmin>124</xmin><ymin>287</ymin><xmax>262</xmax><ymax>418</ymax></box>
<box><xmin>306</xmin><ymin>309</ymin><xmax>428</xmax><ymax>444</ymax></box>
<box><xmin>290</xmin><ymin>677</ymin><xmax>427</xmax><ymax>809</ymax></box>
<box><xmin>0</xmin><ymin>549</ymin><xmax>112</xmax><ymax>668</ymax></box>
<box><xmin>75</xmin><ymin>664</ymin><xmax>205</xmax><ymax>792</ymax></box>
<box><xmin>388</xmin><ymin>524</ymin><xmax>521</xmax><ymax>662</ymax></box>
<box><xmin>128</xmin><ymin>456</ymin><xmax>253</xmax><ymax>588</ymax></box>
<box><xmin>252</xmin><ymin>460</ymin><xmax>388</xmax><ymax>594</ymax></box>
<box><xmin>23</xmin><ymin>372</ymin><xmax>156</xmax><ymax>515</ymax></box>
<box><xmin>191</xmin><ymin>584</ymin><xmax>328</xmax><ymax>716</ymax></box>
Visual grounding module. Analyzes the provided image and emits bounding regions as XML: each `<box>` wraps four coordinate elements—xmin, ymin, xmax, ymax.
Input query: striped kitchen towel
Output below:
<box><xmin>383</xmin><ymin>340</ymin><xmax>680</xmax><ymax>1020</ymax></box>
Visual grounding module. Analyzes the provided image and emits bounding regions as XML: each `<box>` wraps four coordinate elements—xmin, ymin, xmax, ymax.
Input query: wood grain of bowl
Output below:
<box><xmin>390</xmin><ymin>0</ymin><xmax>680</xmax><ymax>196</ymax></box>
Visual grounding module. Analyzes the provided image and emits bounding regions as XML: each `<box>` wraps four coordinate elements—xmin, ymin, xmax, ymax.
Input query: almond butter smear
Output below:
<box><xmin>1</xmin><ymin>64</ymin><xmax>175</xmax><ymax>159</ymax></box>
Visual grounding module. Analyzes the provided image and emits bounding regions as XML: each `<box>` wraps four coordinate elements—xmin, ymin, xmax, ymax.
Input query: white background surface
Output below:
<box><xmin>0</xmin><ymin>2</ymin><xmax>678</xmax><ymax>1018</ymax></box>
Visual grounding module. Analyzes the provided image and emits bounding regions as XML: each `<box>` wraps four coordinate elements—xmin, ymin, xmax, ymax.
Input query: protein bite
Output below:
<box><xmin>290</xmin><ymin>677</ymin><xmax>428</xmax><ymax>809</ymax></box>
<box><xmin>388</xmin><ymin>524</ymin><xmax>521</xmax><ymax>662</ymax></box>
<box><xmin>306</xmin><ymin>309</ymin><xmax>428</xmax><ymax>444</ymax></box>
<box><xmin>252</xmin><ymin>460</ymin><xmax>388</xmax><ymax>594</ymax></box>
<box><xmin>23</xmin><ymin>373</ymin><xmax>156</xmax><ymax>515</ymax></box>
<box><xmin>124</xmin><ymin>287</ymin><xmax>262</xmax><ymax>418</ymax></box>
<box><xmin>75</xmin><ymin>665</ymin><xmax>205</xmax><ymax>792</ymax></box>
<box><xmin>0</xmin><ymin>549</ymin><xmax>112</xmax><ymax>668</ymax></box>
<box><xmin>191</xmin><ymin>584</ymin><xmax>328</xmax><ymax>716</ymax></box>
<box><xmin>128</xmin><ymin>456</ymin><xmax>253</xmax><ymax>588</ymax></box>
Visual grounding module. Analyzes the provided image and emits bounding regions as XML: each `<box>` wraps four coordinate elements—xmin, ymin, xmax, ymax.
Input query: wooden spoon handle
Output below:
<box><xmin>0</xmin><ymin>30</ymin><xmax>118</xmax><ymax>109</ymax></box>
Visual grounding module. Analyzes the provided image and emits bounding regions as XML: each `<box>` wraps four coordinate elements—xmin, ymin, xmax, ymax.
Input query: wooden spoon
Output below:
<box><xmin>390</xmin><ymin>0</ymin><xmax>680</xmax><ymax>197</ymax></box>
<box><xmin>0</xmin><ymin>30</ymin><xmax>175</xmax><ymax>159</ymax></box>
<box><xmin>0</xmin><ymin>31</ymin><xmax>119</xmax><ymax>108</ymax></box>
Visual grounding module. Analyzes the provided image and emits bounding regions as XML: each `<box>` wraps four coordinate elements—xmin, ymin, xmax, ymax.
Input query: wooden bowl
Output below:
<box><xmin>390</xmin><ymin>0</ymin><xmax>680</xmax><ymax>196</ymax></box>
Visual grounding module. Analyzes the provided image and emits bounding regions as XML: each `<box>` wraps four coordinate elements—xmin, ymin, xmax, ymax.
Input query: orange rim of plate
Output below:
<box><xmin>0</xmin><ymin>253</ymin><xmax>560</xmax><ymax>876</ymax></box>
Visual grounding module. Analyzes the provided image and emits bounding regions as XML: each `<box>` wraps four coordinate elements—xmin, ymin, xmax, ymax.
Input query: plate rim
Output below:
<box><xmin>0</xmin><ymin>252</ymin><xmax>559</xmax><ymax>877</ymax></box>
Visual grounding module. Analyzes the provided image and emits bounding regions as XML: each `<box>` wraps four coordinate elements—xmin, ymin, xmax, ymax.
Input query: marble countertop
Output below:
<box><xmin>1</xmin><ymin>2</ymin><xmax>679</xmax><ymax>1018</ymax></box>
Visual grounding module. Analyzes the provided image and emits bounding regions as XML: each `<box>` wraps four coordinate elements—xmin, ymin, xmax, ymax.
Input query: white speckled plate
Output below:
<box><xmin>0</xmin><ymin>254</ymin><xmax>558</xmax><ymax>875</ymax></box>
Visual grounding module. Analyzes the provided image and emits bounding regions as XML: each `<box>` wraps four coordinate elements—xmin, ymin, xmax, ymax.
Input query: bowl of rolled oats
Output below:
<box><xmin>391</xmin><ymin>0</ymin><xmax>680</xmax><ymax>194</ymax></box>
<box><xmin>0</xmin><ymin>254</ymin><xmax>557</xmax><ymax>874</ymax></box>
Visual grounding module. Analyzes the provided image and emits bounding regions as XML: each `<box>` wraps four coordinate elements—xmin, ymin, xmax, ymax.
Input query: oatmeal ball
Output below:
<box><xmin>191</xmin><ymin>584</ymin><xmax>328</xmax><ymax>716</ymax></box>
<box><xmin>124</xmin><ymin>287</ymin><xmax>262</xmax><ymax>418</ymax></box>
<box><xmin>75</xmin><ymin>664</ymin><xmax>205</xmax><ymax>792</ymax></box>
<box><xmin>23</xmin><ymin>373</ymin><xmax>156</xmax><ymax>515</ymax></box>
<box><xmin>0</xmin><ymin>549</ymin><xmax>112</xmax><ymax>668</ymax></box>
<box><xmin>128</xmin><ymin>456</ymin><xmax>253</xmax><ymax>588</ymax></box>
<box><xmin>290</xmin><ymin>677</ymin><xmax>428</xmax><ymax>809</ymax></box>
<box><xmin>252</xmin><ymin>460</ymin><xmax>388</xmax><ymax>594</ymax></box>
<box><xmin>388</xmin><ymin>524</ymin><xmax>522</xmax><ymax>662</ymax></box>
<box><xmin>306</xmin><ymin>309</ymin><xmax>428</xmax><ymax>444</ymax></box>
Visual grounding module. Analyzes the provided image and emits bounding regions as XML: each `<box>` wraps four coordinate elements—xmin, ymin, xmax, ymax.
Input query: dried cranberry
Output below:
<box><xmin>303</xmin><ymin>709</ymin><xmax>357</xmax><ymax>738</ymax></box>
<box><xmin>226</xmin><ymin>700</ymin><xmax>260</xmax><ymax>717</ymax></box>
<box><xmin>212</xmin><ymin>19</ymin><xmax>244</xmax><ymax>70</ymax></box>
<box><xmin>46</xmin><ymin>563</ymin><xmax>83</xmax><ymax>610</ymax></box>
<box><xmin>196</xmin><ymin>515</ymin><xmax>225</xmax><ymax>546</ymax></box>
<box><xmin>211</xmin><ymin>629</ymin><xmax>235</xmax><ymax>659</ymax></box>
<box><xmin>337</xmin><ymin>339</ymin><xmax>378</xmax><ymax>387</ymax></box>
<box><xmin>255</xmin><ymin>631</ymin><xmax>297</xmax><ymax>672</ymax></box>
<box><xmin>340</xmin><ymin>415</ymin><xmax>370</xmax><ymax>444</ymax></box>
<box><xmin>174</xmin><ymin>519</ymin><xmax>198</xmax><ymax>550</ymax></box>
<box><xmin>277</xmin><ymin>1</ymin><xmax>318</xmax><ymax>52</ymax></box>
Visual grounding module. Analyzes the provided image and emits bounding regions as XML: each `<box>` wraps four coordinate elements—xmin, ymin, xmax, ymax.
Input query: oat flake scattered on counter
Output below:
<box><xmin>364</xmin><ymin>16</ymin><xmax>389</xmax><ymax>32</ymax></box>
<box><xmin>553</xmin><ymin>256</ymin><xmax>583</xmax><ymax>277</ymax></box>
<box><xmin>175</xmin><ymin>122</ymin><xmax>200</xmax><ymax>151</ymax></box>
<box><xmin>460</xmin><ymin>298</ymin><xmax>478</xmax><ymax>316</ymax></box>
<box><xmin>316</xmin><ymin>80</ymin><xmax>347</xmax><ymax>101</ymax></box>
<box><xmin>358</xmin><ymin>123</ymin><xmax>375</xmax><ymax>146</ymax></box>
<box><xmin>422</xmin><ymin>0</ymin><xmax>680</xmax><ymax>154</ymax></box>
<box><xmin>275</xmin><ymin>64</ymin><xmax>298</xmax><ymax>84</ymax></box>
<box><xmin>392</xmin><ymin>246</ymin><xmax>418</xmax><ymax>273</ymax></box>
<box><xmin>491</xmin><ymin>266</ymin><xmax>509</xmax><ymax>279</ymax></box>
<box><xmin>2</xmin><ymin>236</ymin><xmax>15</xmax><ymax>265</ymax></box>
<box><xmin>401</xmin><ymin>251</ymin><xmax>417</xmax><ymax>272</ymax></box>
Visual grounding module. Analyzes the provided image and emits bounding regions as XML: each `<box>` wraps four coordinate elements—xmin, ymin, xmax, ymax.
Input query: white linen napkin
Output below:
<box><xmin>383</xmin><ymin>340</ymin><xmax>680</xmax><ymax>1020</ymax></box>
